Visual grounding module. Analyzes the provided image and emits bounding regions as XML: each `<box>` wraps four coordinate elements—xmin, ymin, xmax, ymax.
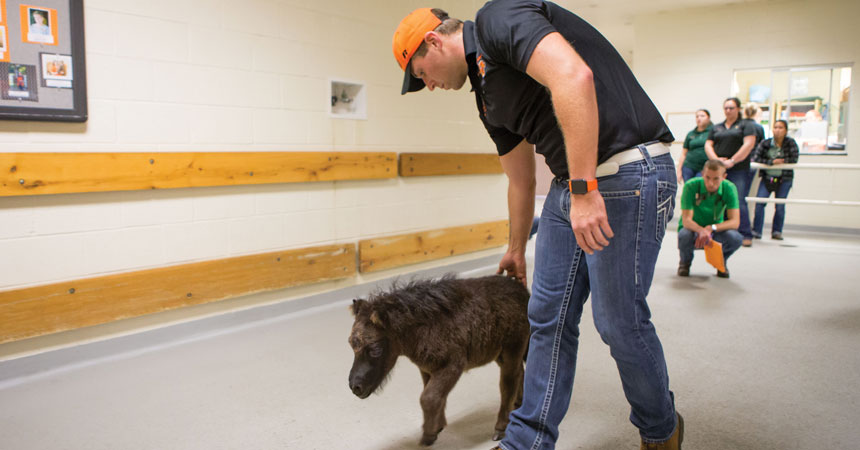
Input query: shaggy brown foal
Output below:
<box><xmin>347</xmin><ymin>275</ymin><xmax>530</xmax><ymax>446</ymax></box>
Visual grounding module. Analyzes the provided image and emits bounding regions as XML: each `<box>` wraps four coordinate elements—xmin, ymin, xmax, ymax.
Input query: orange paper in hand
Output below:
<box><xmin>704</xmin><ymin>240</ymin><xmax>725</xmax><ymax>272</ymax></box>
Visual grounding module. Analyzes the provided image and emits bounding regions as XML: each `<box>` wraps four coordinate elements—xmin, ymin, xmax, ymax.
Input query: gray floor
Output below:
<box><xmin>1</xmin><ymin>227</ymin><xmax>860</xmax><ymax>450</ymax></box>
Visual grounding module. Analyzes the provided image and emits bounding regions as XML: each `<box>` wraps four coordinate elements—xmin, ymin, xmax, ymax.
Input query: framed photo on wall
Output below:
<box><xmin>0</xmin><ymin>0</ymin><xmax>86</xmax><ymax>122</ymax></box>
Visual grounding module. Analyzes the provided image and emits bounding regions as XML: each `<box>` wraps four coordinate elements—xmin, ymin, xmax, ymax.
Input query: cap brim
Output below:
<box><xmin>400</xmin><ymin>61</ymin><xmax>425</xmax><ymax>95</ymax></box>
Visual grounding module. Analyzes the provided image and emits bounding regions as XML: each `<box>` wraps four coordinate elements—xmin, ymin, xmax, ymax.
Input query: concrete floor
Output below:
<box><xmin>1</xmin><ymin>227</ymin><xmax>859</xmax><ymax>450</ymax></box>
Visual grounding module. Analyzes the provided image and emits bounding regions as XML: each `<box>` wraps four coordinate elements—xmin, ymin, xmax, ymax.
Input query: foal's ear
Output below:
<box><xmin>370</xmin><ymin>309</ymin><xmax>387</xmax><ymax>329</ymax></box>
<box><xmin>350</xmin><ymin>299</ymin><xmax>366</xmax><ymax>316</ymax></box>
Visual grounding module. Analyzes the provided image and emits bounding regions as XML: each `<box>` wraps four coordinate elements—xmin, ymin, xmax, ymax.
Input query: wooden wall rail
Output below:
<box><xmin>359</xmin><ymin>220</ymin><xmax>509</xmax><ymax>273</ymax></box>
<box><xmin>399</xmin><ymin>153</ymin><xmax>503</xmax><ymax>177</ymax></box>
<box><xmin>0</xmin><ymin>244</ymin><xmax>355</xmax><ymax>344</ymax></box>
<box><xmin>0</xmin><ymin>152</ymin><xmax>397</xmax><ymax>197</ymax></box>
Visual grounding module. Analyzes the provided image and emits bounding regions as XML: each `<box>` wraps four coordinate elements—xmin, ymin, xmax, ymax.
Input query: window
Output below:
<box><xmin>732</xmin><ymin>64</ymin><xmax>851</xmax><ymax>154</ymax></box>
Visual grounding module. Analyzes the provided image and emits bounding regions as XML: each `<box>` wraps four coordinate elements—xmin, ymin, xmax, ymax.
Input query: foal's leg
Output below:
<box><xmin>419</xmin><ymin>364</ymin><xmax>463</xmax><ymax>446</ymax></box>
<box><xmin>494</xmin><ymin>346</ymin><xmax>526</xmax><ymax>440</ymax></box>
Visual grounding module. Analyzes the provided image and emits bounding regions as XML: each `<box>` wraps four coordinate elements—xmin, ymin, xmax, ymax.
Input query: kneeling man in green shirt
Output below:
<box><xmin>678</xmin><ymin>159</ymin><xmax>743</xmax><ymax>278</ymax></box>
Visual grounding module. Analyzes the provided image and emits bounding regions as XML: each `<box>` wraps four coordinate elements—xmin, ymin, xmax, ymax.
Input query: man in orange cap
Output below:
<box><xmin>393</xmin><ymin>2</ymin><xmax>683</xmax><ymax>449</ymax></box>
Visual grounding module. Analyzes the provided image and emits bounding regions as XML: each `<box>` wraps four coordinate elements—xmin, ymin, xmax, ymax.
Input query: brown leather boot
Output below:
<box><xmin>641</xmin><ymin>413</ymin><xmax>684</xmax><ymax>449</ymax></box>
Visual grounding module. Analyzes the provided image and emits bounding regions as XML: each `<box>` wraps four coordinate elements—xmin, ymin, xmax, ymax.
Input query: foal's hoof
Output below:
<box><xmin>492</xmin><ymin>430</ymin><xmax>505</xmax><ymax>441</ymax></box>
<box><xmin>420</xmin><ymin>433</ymin><xmax>438</xmax><ymax>446</ymax></box>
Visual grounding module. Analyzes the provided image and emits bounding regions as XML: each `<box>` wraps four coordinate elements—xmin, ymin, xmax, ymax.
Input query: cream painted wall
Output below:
<box><xmin>633</xmin><ymin>0</ymin><xmax>860</xmax><ymax>229</ymax></box>
<box><xmin>0</xmin><ymin>0</ymin><xmax>509</xmax><ymax>307</ymax></box>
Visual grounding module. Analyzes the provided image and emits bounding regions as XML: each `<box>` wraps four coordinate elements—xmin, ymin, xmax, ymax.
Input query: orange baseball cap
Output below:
<box><xmin>392</xmin><ymin>8</ymin><xmax>442</xmax><ymax>95</ymax></box>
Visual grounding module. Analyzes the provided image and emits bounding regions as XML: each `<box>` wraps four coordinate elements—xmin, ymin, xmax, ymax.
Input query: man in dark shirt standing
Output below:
<box><xmin>393</xmin><ymin>1</ymin><xmax>682</xmax><ymax>449</ymax></box>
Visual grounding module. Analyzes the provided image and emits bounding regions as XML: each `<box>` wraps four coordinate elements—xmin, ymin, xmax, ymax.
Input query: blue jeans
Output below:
<box><xmin>677</xmin><ymin>228</ymin><xmax>743</xmax><ymax>266</ymax></box>
<box><xmin>681</xmin><ymin>165</ymin><xmax>700</xmax><ymax>182</ymax></box>
<box><xmin>500</xmin><ymin>150</ymin><xmax>678</xmax><ymax>449</ymax></box>
<box><xmin>725</xmin><ymin>168</ymin><xmax>752</xmax><ymax>239</ymax></box>
<box><xmin>753</xmin><ymin>178</ymin><xmax>792</xmax><ymax>236</ymax></box>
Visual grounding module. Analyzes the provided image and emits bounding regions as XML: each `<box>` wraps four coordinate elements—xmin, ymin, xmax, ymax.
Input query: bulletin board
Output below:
<box><xmin>0</xmin><ymin>0</ymin><xmax>86</xmax><ymax>122</ymax></box>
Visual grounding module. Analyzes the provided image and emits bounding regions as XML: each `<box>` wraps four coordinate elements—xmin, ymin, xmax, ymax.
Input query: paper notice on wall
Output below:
<box><xmin>40</xmin><ymin>53</ymin><xmax>72</xmax><ymax>88</ymax></box>
<box><xmin>0</xmin><ymin>1</ymin><xmax>10</xmax><ymax>62</ymax></box>
<box><xmin>20</xmin><ymin>5</ymin><xmax>59</xmax><ymax>46</ymax></box>
<box><xmin>0</xmin><ymin>26</ymin><xmax>8</xmax><ymax>62</ymax></box>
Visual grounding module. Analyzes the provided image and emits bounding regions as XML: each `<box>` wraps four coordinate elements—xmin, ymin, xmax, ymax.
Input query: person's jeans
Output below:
<box><xmin>681</xmin><ymin>165</ymin><xmax>700</xmax><ymax>182</ymax></box>
<box><xmin>677</xmin><ymin>228</ymin><xmax>743</xmax><ymax>266</ymax></box>
<box><xmin>726</xmin><ymin>168</ymin><xmax>752</xmax><ymax>239</ymax></box>
<box><xmin>500</xmin><ymin>150</ymin><xmax>678</xmax><ymax>450</ymax></box>
<box><xmin>753</xmin><ymin>178</ymin><xmax>793</xmax><ymax>236</ymax></box>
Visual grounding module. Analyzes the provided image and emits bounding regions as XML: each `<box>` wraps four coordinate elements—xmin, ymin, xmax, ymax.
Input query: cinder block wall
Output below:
<box><xmin>0</xmin><ymin>1</ymin><xmax>507</xmax><ymax>308</ymax></box>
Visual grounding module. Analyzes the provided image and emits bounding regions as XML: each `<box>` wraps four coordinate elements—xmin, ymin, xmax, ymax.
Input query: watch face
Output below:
<box><xmin>569</xmin><ymin>179</ymin><xmax>588</xmax><ymax>195</ymax></box>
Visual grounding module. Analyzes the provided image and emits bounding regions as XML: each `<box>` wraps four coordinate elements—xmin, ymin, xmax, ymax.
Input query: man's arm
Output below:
<box><xmin>681</xmin><ymin>209</ymin><xmax>704</xmax><ymax>233</ymax></box>
<box><xmin>721</xmin><ymin>208</ymin><xmax>740</xmax><ymax>230</ymax></box>
<box><xmin>524</xmin><ymin>31</ymin><xmax>612</xmax><ymax>255</ymax></box>
<box><xmin>497</xmin><ymin>139</ymin><xmax>536</xmax><ymax>287</ymax></box>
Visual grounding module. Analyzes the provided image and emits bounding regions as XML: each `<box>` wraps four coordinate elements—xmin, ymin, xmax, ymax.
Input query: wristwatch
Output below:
<box><xmin>711</xmin><ymin>224</ymin><xmax>717</xmax><ymax>232</ymax></box>
<box><xmin>569</xmin><ymin>179</ymin><xmax>598</xmax><ymax>195</ymax></box>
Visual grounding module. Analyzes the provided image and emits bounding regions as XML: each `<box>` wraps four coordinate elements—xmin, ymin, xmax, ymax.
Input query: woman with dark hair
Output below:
<box><xmin>677</xmin><ymin>109</ymin><xmax>712</xmax><ymax>183</ymax></box>
<box><xmin>752</xmin><ymin>120</ymin><xmax>798</xmax><ymax>240</ymax></box>
<box><xmin>705</xmin><ymin>97</ymin><xmax>757</xmax><ymax>247</ymax></box>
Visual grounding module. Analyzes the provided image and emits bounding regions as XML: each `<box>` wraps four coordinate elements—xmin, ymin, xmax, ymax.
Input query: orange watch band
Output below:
<box><xmin>569</xmin><ymin>178</ymin><xmax>598</xmax><ymax>194</ymax></box>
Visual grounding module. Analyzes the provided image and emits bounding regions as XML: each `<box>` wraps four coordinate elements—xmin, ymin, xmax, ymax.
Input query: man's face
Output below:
<box><xmin>702</xmin><ymin>168</ymin><xmax>725</xmax><ymax>193</ymax></box>
<box><xmin>409</xmin><ymin>35</ymin><xmax>468</xmax><ymax>92</ymax></box>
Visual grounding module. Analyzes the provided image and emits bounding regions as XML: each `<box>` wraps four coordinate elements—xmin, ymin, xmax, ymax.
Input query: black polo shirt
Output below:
<box><xmin>464</xmin><ymin>0</ymin><xmax>673</xmax><ymax>178</ymax></box>
<box><xmin>708</xmin><ymin>119</ymin><xmax>755</xmax><ymax>170</ymax></box>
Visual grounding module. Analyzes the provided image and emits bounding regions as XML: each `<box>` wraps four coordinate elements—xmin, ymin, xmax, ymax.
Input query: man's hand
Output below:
<box><xmin>497</xmin><ymin>250</ymin><xmax>528</xmax><ymax>288</ymax></box>
<box><xmin>570</xmin><ymin>190</ymin><xmax>614</xmax><ymax>254</ymax></box>
<box><xmin>695</xmin><ymin>229</ymin><xmax>712</xmax><ymax>248</ymax></box>
<box><xmin>772</xmin><ymin>158</ymin><xmax>785</xmax><ymax>165</ymax></box>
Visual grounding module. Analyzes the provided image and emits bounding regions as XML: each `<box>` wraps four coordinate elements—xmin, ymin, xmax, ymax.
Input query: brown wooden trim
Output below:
<box><xmin>0</xmin><ymin>244</ymin><xmax>356</xmax><ymax>344</ymax></box>
<box><xmin>0</xmin><ymin>152</ymin><xmax>397</xmax><ymax>197</ymax></box>
<box><xmin>359</xmin><ymin>220</ymin><xmax>508</xmax><ymax>273</ymax></box>
<box><xmin>399</xmin><ymin>153</ymin><xmax>503</xmax><ymax>177</ymax></box>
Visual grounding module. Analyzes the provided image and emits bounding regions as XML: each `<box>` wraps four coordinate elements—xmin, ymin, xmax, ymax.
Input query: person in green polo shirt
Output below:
<box><xmin>676</xmin><ymin>108</ymin><xmax>713</xmax><ymax>183</ymax></box>
<box><xmin>677</xmin><ymin>159</ymin><xmax>743</xmax><ymax>278</ymax></box>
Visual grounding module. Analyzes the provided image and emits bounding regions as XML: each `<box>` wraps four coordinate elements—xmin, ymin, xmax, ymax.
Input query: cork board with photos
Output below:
<box><xmin>0</xmin><ymin>0</ymin><xmax>86</xmax><ymax>122</ymax></box>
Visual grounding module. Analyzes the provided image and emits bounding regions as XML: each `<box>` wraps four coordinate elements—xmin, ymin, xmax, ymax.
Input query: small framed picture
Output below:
<box><xmin>21</xmin><ymin>5</ymin><xmax>58</xmax><ymax>45</ymax></box>
<box><xmin>40</xmin><ymin>53</ymin><xmax>73</xmax><ymax>88</ymax></box>
<box><xmin>2</xmin><ymin>63</ymin><xmax>38</xmax><ymax>101</ymax></box>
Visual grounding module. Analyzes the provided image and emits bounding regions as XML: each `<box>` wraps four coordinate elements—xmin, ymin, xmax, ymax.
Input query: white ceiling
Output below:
<box><xmin>553</xmin><ymin>0</ymin><xmax>769</xmax><ymax>63</ymax></box>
